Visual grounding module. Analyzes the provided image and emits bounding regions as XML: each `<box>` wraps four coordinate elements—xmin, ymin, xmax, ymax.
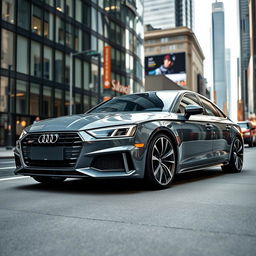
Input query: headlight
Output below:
<box><xmin>19</xmin><ymin>130</ymin><xmax>27</xmax><ymax>140</ymax></box>
<box><xmin>244</xmin><ymin>132</ymin><xmax>250</xmax><ymax>136</ymax></box>
<box><xmin>87</xmin><ymin>125</ymin><xmax>137</xmax><ymax>139</ymax></box>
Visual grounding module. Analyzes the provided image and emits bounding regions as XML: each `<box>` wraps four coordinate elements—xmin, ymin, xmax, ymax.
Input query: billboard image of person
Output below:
<box><xmin>145</xmin><ymin>52</ymin><xmax>186</xmax><ymax>87</ymax></box>
<box><xmin>148</xmin><ymin>54</ymin><xmax>176</xmax><ymax>75</ymax></box>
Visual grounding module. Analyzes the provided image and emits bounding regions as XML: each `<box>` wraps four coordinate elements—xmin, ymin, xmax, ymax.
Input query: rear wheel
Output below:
<box><xmin>32</xmin><ymin>176</ymin><xmax>66</xmax><ymax>184</ymax></box>
<box><xmin>222</xmin><ymin>138</ymin><xmax>243</xmax><ymax>173</ymax></box>
<box><xmin>145</xmin><ymin>134</ymin><xmax>176</xmax><ymax>189</ymax></box>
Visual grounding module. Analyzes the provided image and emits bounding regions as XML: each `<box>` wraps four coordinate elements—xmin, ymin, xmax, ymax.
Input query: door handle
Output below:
<box><xmin>205</xmin><ymin>123</ymin><xmax>213</xmax><ymax>130</ymax></box>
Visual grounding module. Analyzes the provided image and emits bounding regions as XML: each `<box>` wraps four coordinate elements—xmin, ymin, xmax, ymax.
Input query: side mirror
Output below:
<box><xmin>184</xmin><ymin>105</ymin><xmax>203</xmax><ymax>119</ymax></box>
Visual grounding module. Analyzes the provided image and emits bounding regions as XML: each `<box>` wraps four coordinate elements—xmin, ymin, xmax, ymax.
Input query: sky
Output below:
<box><xmin>194</xmin><ymin>0</ymin><xmax>240</xmax><ymax>121</ymax></box>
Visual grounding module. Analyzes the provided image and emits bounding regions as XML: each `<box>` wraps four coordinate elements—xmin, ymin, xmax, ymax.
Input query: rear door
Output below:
<box><xmin>173</xmin><ymin>93</ymin><xmax>214</xmax><ymax>170</ymax></box>
<box><xmin>199</xmin><ymin>96</ymin><xmax>232</xmax><ymax>162</ymax></box>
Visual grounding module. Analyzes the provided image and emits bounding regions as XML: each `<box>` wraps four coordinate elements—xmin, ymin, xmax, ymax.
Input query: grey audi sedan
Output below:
<box><xmin>14</xmin><ymin>90</ymin><xmax>243</xmax><ymax>189</ymax></box>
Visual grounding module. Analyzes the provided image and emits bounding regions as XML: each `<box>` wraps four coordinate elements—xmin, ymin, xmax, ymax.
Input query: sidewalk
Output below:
<box><xmin>0</xmin><ymin>147</ymin><xmax>15</xmax><ymax>159</ymax></box>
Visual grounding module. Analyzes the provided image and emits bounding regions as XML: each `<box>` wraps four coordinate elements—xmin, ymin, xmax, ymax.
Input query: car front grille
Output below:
<box><xmin>21</xmin><ymin>133</ymin><xmax>83</xmax><ymax>168</ymax></box>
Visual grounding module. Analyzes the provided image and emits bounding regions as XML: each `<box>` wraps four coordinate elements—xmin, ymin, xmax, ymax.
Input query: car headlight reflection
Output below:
<box><xmin>87</xmin><ymin>125</ymin><xmax>137</xmax><ymax>139</ymax></box>
<box><xmin>19</xmin><ymin>130</ymin><xmax>27</xmax><ymax>140</ymax></box>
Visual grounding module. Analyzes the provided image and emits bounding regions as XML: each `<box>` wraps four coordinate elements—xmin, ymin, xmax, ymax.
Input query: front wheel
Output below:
<box><xmin>222</xmin><ymin>138</ymin><xmax>243</xmax><ymax>173</ymax></box>
<box><xmin>145</xmin><ymin>134</ymin><xmax>176</xmax><ymax>189</ymax></box>
<box><xmin>32</xmin><ymin>176</ymin><xmax>66</xmax><ymax>184</ymax></box>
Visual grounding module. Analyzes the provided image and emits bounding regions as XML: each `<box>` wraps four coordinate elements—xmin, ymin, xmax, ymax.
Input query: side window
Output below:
<box><xmin>200</xmin><ymin>97</ymin><xmax>225</xmax><ymax>117</ymax></box>
<box><xmin>177</xmin><ymin>94</ymin><xmax>201</xmax><ymax>114</ymax></box>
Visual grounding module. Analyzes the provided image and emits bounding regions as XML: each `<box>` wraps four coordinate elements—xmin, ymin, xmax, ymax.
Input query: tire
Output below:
<box><xmin>145</xmin><ymin>133</ymin><xmax>176</xmax><ymax>189</ymax></box>
<box><xmin>222</xmin><ymin>138</ymin><xmax>243</xmax><ymax>173</ymax></box>
<box><xmin>32</xmin><ymin>176</ymin><xmax>66</xmax><ymax>184</ymax></box>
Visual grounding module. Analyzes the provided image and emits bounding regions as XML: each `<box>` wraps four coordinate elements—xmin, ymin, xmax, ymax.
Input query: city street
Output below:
<box><xmin>0</xmin><ymin>147</ymin><xmax>256</xmax><ymax>256</ymax></box>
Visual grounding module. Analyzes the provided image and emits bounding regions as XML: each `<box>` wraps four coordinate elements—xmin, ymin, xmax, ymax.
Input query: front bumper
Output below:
<box><xmin>14</xmin><ymin>131</ymin><xmax>147</xmax><ymax>179</ymax></box>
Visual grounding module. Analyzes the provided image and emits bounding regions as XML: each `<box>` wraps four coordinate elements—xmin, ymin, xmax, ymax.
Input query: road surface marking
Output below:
<box><xmin>0</xmin><ymin>161</ymin><xmax>15</xmax><ymax>164</ymax></box>
<box><xmin>0</xmin><ymin>176</ymin><xmax>29</xmax><ymax>182</ymax></box>
<box><xmin>0</xmin><ymin>167</ymin><xmax>16</xmax><ymax>170</ymax></box>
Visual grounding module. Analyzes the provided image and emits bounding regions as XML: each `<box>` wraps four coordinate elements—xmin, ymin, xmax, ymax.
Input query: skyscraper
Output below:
<box><xmin>144</xmin><ymin>0</ymin><xmax>194</xmax><ymax>30</ymax></box>
<box><xmin>239</xmin><ymin>0</ymin><xmax>250</xmax><ymax>119</ymax></box>
<box><xmin>212</xmin><ymin>1</ymin><xmax>227</xmax><ymax>113</ymax></box>
<box><xmin>248</xmin><ymin>0</ymin><xmax>256</xmax><ymax>118</ymax></box>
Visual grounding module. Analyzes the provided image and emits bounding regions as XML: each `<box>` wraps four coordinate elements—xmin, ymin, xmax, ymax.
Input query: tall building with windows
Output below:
<box><xmin>0</xmin><ymin>0</ymin><xmax>144</xmax><ymax>146</ymax></box>
<box><xmin>212</xmin><ymin>1</ymin><xmax>227</xmax><ymax>113</ymax></box>
<box><xmin>239</xmin><ymin>0</ymin><xmax>250</xmax><ymax>119</ymax></box>
<box><xmin>144</xmin><ymin>0</ymin><xmax>194</xmax><ymax>30</ymax></box>
<box><xmin>248</xmin><ymin>0</ymin><xmax>256</xmax><ymax>119</ymax></box>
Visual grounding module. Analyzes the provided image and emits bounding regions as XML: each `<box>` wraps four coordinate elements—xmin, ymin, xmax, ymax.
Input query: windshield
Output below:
<box><xmin>238</xmin><ymin>123</ymin><xmax>249</xmax><ymax>129</ymax></box>
<box><xmin>88</xmin><ymin>92</ymin><xmax>178</xmax><ymax>113</ymax></box>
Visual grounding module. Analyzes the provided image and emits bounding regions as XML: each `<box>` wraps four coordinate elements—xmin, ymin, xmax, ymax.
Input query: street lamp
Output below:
<box><xmin>69</xmin><ymin>50</ymin><xmax>101</xmax><ymax>115</ymax></box>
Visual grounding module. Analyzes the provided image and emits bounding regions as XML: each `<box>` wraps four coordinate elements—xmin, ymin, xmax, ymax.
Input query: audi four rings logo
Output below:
<box><xmin>38</xmin><ymin>134</ymin><xmax>59</xmax><ymax>144</ymax></box>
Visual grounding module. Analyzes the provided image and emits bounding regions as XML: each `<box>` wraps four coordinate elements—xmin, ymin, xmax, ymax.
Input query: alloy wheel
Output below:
<box><xmin>151</xmin><ymin>136</ymin><xmax>175</xmax><ymax>185</ymax></box>
<box><xmin>233</xmin><ymin>139</ymin><xmax>243</xmax><ymax>171</ymax></box>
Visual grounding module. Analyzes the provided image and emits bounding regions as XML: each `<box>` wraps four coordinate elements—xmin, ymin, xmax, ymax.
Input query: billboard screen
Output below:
<box><xmin>145</xmin><ymin>52</ymin><xmax>186</xmax><ymax>87</ymax></box>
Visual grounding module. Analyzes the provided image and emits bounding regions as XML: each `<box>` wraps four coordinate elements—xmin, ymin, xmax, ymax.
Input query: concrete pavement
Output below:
<box><xmin>0</xmin><ymin>148</ymin><xmax>256</xmax><ymax>256</ymax></box>
<box><xmin>0</xmin><ymin>147</ymin><xmax>14</xmax><ymax>159</ymax></box>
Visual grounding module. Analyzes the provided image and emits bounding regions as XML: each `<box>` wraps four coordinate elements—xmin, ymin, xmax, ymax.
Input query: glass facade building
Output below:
<box><xmin>144</xmin><ymin>0</ymin><xmax>194</xmax><ymax>30</ymax></box>
<box><xmin>239</xmin><ymin>0</ymin><xmax>250</xmax><ymax>119</ymax></box>
<box><xmin>0</xmin><ymin>0</ymin><xmax>144</xmax><ymax>146</ymax></box>
<box><xmin>212</xmin><ymin>1</ymin><xmax>227</xmax><ymax>114</ymax></box>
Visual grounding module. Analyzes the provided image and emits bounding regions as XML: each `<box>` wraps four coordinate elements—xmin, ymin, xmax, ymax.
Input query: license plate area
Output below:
<box><xmin>30</xmin><ymin>147</ymin><xmax>64</xmax><ymax>161</ymax></box>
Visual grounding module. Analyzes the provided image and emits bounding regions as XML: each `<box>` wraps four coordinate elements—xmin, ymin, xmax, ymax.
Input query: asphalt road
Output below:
<box><xmin>0</xmin><ymin>148</ymin><xmax>256</xmax><ymax>256</ymax></box>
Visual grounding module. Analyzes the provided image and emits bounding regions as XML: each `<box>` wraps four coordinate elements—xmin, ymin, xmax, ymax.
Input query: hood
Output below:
<box><xmin>27</xmin><ymin>112</ymin><xmax>175</xmax><ymax>133</ymax></box>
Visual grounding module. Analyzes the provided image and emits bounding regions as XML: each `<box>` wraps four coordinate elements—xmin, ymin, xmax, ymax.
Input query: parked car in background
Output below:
<box><xmin>238</xmin><ymin>121</ymin><xmax>256</xmax><ymax>147</ymax></box>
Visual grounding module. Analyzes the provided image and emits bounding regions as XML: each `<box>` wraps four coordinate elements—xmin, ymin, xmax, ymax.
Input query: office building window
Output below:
<box><xmin>44</xmin><ymin>11</ymin><xmax>54</xmax><ymax>40</ymax></box>
<box><xmin>56</xmin><ymin>0</ymin><xmax>64</xmax><ymax>12</ymax></box>
<box><xmin>75</xmin><ymin>0</ymin><xmax>82</xmax><ymax>22</ymax></box>
<box><xmin>18</xmin><ymin>0</ymin><xmax>30</xmax><ymax>30</ymax></box>
<box><xmin>16</xmin><ymin>80</ymin><xmax>28</xmax><ymax>114</ymax></box>
<box><xmin>83</xmin><ymin>62</ymin><xmax>90</xmax><ymax>89</ymax></box>
<box><xmin>55</xmin><ymin>50</ymin><xmax>64</xmax><ymax>83</ymax></box>
<box><xmin>66</xmin><ymin>23</ymin><xmax>73</xmax><ymax>48</ymax></box>
<box><xmin>83</xmin><ymin>32</ymin><xmax>90</xmax><ymax>50</ymax></box>
<box><xmin>91</xmin><ymin>7</ymin><xmax>97</xmax><ymax>31</ymax></box>
<box><xmin>74</xmin><ymin>94</ymin><xmax>82</xmax><ymax>114</ymax></box>
<box><xmin>2</xmin><ymin>0</ymin><xmax>15</xmax><ymax>23</ymax></box>
<box><xmin>75</xmin><ymin>58</ymin><xmax>82</xmax><ymax>88</ymax></box>
<box><xmin>65</xmin><ymin>54</ymin><xmax>70</xmax><ymax>84</ymax></box>
<box><xmin>91</xmin><ymin>35</ymin><xmax>97</xmax><ymax>51</ymax></box>
<box><xmin>56</xmin><ymin>16</ymin><xmax>64</xmax><ymax>44</ymax></box>
<box><xmin>66</xmin><ymin>0</ymin><xmax>73</xmax><ymax>17</ymax></box>
<box><xmin>45</xmin><ymin>0</ymin><xmax>54</xmax><ymax>7</ymax></box>
<box><xmin>1</xmin><ymin>29</ymin><xmax>14</xmax><ymax>69</ymax></box>
<box><xmin>98</xmin><ymin>12</ymin><xmax>103</xmax><ymax>35</ymax></box>
<box><xmin>30</xmin><ymin>83</ymin><xmax>40</xmax><ymax>116</ymax></box>
<box><xmin>54</xmin><ymin>89</ymin><xmax>63</xmax><ymax>116</ymax></box>
<box><xmin>0</xmin><ymin>77</ymin><xmax>8</xmax><ymax>112</ymax></box>
<box><xmin>32</xmin><ymin>5</ymin><xmax>42</xmax><ymax>35</ymax></box>
<box><xmin>43</xmin><ymin>87</ymin><xmax>53</xmax><ymax>117</ymax></box>
<box><xmin>17</xmin><ymin>36</ymin><xmax>29</xmax><ymax>74</ymax></box>
<box><xmin>74</xmin><ymin>28</ymin><xmax>82</xmax><ymax>51</ymax></box>
<box><xmin>31</xmin><ymin>41</ymin><xmax>41</xmax><ymax>78</ymax></box>
<box><xmin>64</xmin><ymin>91</ymin><xmax>70</xmax><ymax>115</ymax></box>
<box><xmin>83</xmin><ymin>95</ymin><xmax>90</xmax><ymax>112</ymax></box>
<box><xmin>83</xmin><ymin>3</ymin><xmax>90</xmax><ymax>27</ymax></box>
<box><xmin>43</xmin><ymin>46</ymin><xmax>53</xmax><ymax>80</ymax></box>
